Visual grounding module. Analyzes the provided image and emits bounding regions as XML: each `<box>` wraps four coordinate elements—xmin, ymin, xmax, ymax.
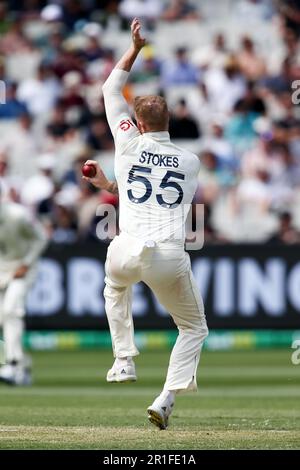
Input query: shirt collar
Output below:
<box><xmin>143</xmin><ymin>131</ymin><xmax>170</xmax><ymax>141</ymax></box>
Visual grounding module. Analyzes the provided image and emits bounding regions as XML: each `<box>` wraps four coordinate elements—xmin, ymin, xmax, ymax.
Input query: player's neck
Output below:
<box><xmin>143</xmin><ymin>130</ymin><xmax>170</xmax><ymax>138</ymax></box>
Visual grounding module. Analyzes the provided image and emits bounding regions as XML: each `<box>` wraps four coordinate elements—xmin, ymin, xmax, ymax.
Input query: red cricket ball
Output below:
<box><xmin>82</xmin><ymin>163</ymin><xmax>96</xmax><ymax>178</ymax></box>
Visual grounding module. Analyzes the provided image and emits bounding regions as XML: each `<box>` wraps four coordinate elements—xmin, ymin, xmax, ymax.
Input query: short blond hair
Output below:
<box><xmin>134</xmin><ymin>95</ymin><xmax>169</xmax><ymax>131</ymax></box>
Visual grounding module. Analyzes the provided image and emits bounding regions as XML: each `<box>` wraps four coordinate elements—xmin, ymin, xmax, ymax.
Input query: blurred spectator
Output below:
<box><xmin>21</xmin><ymin>154</ymin><xmax>56</xmax><ymax>207</ymax></box>
<box><xmin>241</xmin><ymin>119</ymin><xmax>275</xmax><ymax>178</ymax></box>
<box><xmin>234</xmin><ymin>0</ymin><xmax>275</xmax><ymax>23</ymax></box>
<box><xmin>17</xmin><ymin>63</ymin><xmax>61</xmax><ymax>116</ymax></box>
<box><xmin>131</xmin><ymin>45</ymin><xmax>161</xmax><ymax>83</ymax></box>
<box><xmin>46</xmin><ymin>102</ymin><xmax>70</xmax><ymax>140</ymax></box>
<box><xmin>282</xmin><ymin>29</ymin><xmax>300</xmax><ymax>79</ymax></box>
<box><xmin>0</xmin><ymin>17</ymin><xmax>31</xmax><ymax>54</ymax></box>
<box><xmin>61</xmin><ymin>0</ymin><xmax>90</xmax><ymax>30</ymax></box>
<box><xmin>51</xmin><ymin>201</ymin><xmax>78</xmax><ymax>243</ymax></box>
<box><xmin>85</xmin><ymin>114</ymin><xmax>114</xmax><ymax>151</ymax></box>
<box><xmin>267</xmin><ymin>144</ymin><xmax>297</xmax><ymax>210</ymax></box>
<box><xmin>0</xmin><ymin>81</ymin><xmax>28</xmax><ymax>119</ymax></box>
<box><xmin>42</xmin><ymin>28</ymin><xmax>64</xmax><ymax>65</ymax></box>
<box><xmin>0</xmin><ymin>56</ymin><xmax>5</xmax><ymax>81</ymax></box>
<box><xmin>0</xmin><ymin>112</ymin><xmax>38</xmax><ymax>179</ymax></box>
<box><xmin>82</xmin><ymin>23</ymin><xmax>107</xmax><ymax>62</ymax></box>
<box><xmin>237</xmin><ymin>36</ymin><xmax>266</xmax><ymax>81</ymax></box>
<box><xmin>119</xmin><ymin>0</ymin><xmax>163</xmax><ymax>28</ymax></box>
<box><xmin>278</xmin><ymin>0</ymin><xmax>300</xmax><ymax>35</ymax></box>
<box><xmin>52</xmin><ymin>49</ymin><xmax>86</xmax><ymax>80</ymax></box>
<box><xmin>0</xmin><ymin>2</ymin><xmax>12</xmax><ymax>35</ymax></box>
<box><xmin>77</xmin><ymin>183</ymin><xmax>104</xmax><ymax>240</ymax></box>
<box><xmin>224</xmin><ymin>99</ymin><xmax>258</xmax><ymax>154</ymax></box>
<box><xmin>161</xmin><ymin>0</ymin><xmax>200</xmax><ymax>21</ymax></box>
<box><xmin>201</xmin><ymin>204</ymin><xmax>220</xmax><ymax>244</ymax></box>
<box><xmin>225</xmin><ymin>82</ymin><xmax>266</xmax><ymax>153</ymax></box>
<box><xmin>274</xmin><ymin>91</ymin><xmax>300</xmax><ymax>130</ymax></box>
<box><xmin>49</xmin><ymin>185</ymin><xmax>80</xmax><ymax>243</ymax></box>
<box><xmin>261</xmin><ymin>57</ymin><xmax>294</xmax><ymax>95</ymax></box>
<box><xmin>231</xmin><ymin>168</ymin><xmax>279</xmax><ymax>243</ymax></box>
<box><xmin>203</xmin><ymin>56</ymin><xmax>246</xmax><ymax>115</ymax></box>
<box><xmin>268</xmin><ymin>212</ymin><xmax>300</xmax><ymax>244</ymax></box>
<box><xmin>235</xmin><ymin>169</ymin><xmax>272</xmax><ymax>210</ymax></box>
<box><xmin>183</xmin><ymin>82</ymin><xmax>218</xmax><ymax>134</ymax></box>
<box><xmin>169</xmin><ymin>99</ymin><xmax>200</xmax><ymax>139</ymax></box>
<box><xmin>60</xmin><ymin>71</ymin><xmax>85</xmax><ymax>110</ymax></box>
<box><xmin>192</xmin><ymin>33</ymin><xmax>229</xmax><ymax>69</ymax></box>
<box><xmin>237</xmin><ymin>81</ymin><xmax>266</xmax><ymax>115</ymax></box>
<box><xmin>161</xmin><ymin>47</ymin><xmax>199</xmax><ymax>88</ymax></box>
<box><xmin>196</xmin><ymin>151</ymin><xmax>221</xmax><ymax>205</ymax></box>
<box><xmin>97</xmin><ymin>0</ymin><xmax>121</xmax><ymax>17</ymax></box>
<box><xmin>202</xmin><ymin>122</ymin><xmax>236</xmax><ymax>173</ymax></box>
<box><xmin>41</xmin><ymin>4</ymin><xmax>63</xmax><ymax>24</ymax></box>
<box><xmin>100</xmin><ymin>49</ymin><xmax>117</xmax><ymax>81</ymax></box>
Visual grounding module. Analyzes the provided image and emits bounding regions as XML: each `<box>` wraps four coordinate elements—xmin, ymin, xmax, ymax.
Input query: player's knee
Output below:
<box><xmin>104</xmin><ymin>283</ymin><xmax>126</xmax><ymax>300</ymax></box>
<box><xmin>178</xmin><ymin>322</ymin><xmax>208</xmax><ymax>342</ymax></box>
<box><xmin>103</xmin><ymin>284</ymin><xmax>114</xmax><ymax>303</ymax></box>
<box><xmin>201</xmin><ymin>324</ymin><xmax>209</xmax><ymax>340</ymax></box>
<box><xmin>194</xmin><ymin>322</ymin><xmax>209</xmax><ymax>341</ymax></box>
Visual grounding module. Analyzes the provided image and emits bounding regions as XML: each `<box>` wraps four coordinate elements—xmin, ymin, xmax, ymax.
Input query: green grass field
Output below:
<box><xmin>0</xmin><ymin>348</ymin><xmax>299</xmax><ymax>450</ymax></box>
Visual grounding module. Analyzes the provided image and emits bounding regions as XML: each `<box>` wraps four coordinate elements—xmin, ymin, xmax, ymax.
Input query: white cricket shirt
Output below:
<box><xmin>102</xmin><ymin>69</ymin><xmax>200</xmax><ymax>246</ymax></box>
<box><xmin>0</xmin><ymin>202</ymin><xmax>48</xmax><ymax>287</ymax></box>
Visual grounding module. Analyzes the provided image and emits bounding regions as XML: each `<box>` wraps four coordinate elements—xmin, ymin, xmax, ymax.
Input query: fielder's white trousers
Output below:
<box><xmin>0</xmin><ymin>272</ymin><xmax>34</xmax><ymax>363</ymax></box>
<box><xmin>104</xmin><ymin>233</ymin><xmax>208</xmax><ymax>393</ymax></box>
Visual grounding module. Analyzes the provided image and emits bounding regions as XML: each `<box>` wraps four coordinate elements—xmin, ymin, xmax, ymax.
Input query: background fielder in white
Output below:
<box><xmin>84</xmin><ymin>18</ymin><xmax>208</xmax><ymax>427</ymax></box>
<box><xmin>0</xmin><ymin>199</ymin><xmax>47</xmax><ymax>384</ymax></box>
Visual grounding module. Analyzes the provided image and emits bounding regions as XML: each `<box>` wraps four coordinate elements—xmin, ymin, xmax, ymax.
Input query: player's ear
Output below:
<box><xmin>137</xmin><ymin>120</ymin><xmax>145</xmax><ymax>134</ymax></box>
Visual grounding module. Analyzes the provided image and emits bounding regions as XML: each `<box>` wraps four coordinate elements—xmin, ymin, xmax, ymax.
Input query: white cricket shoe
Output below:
<box><xmin>147</xmin><ymin>392</ymin><xmax>175</xmax><ymax>430</ymax></box>
<box><xmin>0</xmin><ymin>363</ymin><xmax>16</xmax><ymax>384</ymax></box>
<box><xmin>106</xmin><ymin>358</ymin><xmax>137</xmax><ymax>383</ymax></box>
<box><xmin>0</xmin><ymin>358</ymin><xmax>32</xmax><ymax>386</ymax></box>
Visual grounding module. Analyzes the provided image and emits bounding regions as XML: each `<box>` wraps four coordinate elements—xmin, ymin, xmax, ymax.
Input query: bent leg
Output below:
<box><xmin>104</xmin><ymin>235</ymin><xmax>141</xmax><ymax>358</ymax></box>
<box><xmin>104</xmin><ymin>279</ymin><xmax>139</xmax><ymax>357</ymax></box>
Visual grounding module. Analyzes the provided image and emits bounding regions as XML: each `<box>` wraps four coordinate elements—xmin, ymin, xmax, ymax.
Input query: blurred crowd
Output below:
<box><xmin>0</xmin><ymin>0</ymin><xmax>300</xmax><ymax>244</ymax></box>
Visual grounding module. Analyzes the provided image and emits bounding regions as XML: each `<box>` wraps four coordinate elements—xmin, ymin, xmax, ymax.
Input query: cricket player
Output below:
<box><xmin>83</xmin><ymin>18</ymin><xmax>208</xmax><ymax>430</ymax></box>
<box><xmin>0</xmin><ymin>193</ymin><xmax>48</xmax><ymax>385</ymax></box>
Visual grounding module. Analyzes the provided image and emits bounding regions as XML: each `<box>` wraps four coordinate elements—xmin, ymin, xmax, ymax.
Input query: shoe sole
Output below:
<box><xmin>0</xmin><ymin>377</ymin><xmax>15</xmax><ymax>386</ymax></box>
<box><xmin>0</xmin><ymin>377</ymin><xmax>32</xmax><ymax>386</ymax></box>
<box><xmin>147</xmin><ymin>408</ymin><xmax>167</xmax><ymax>430</ymax></box>
<box><xmin>106</xmin><ymin>376</ymin><xmax>137</xmax><ymax>383</ymax></box>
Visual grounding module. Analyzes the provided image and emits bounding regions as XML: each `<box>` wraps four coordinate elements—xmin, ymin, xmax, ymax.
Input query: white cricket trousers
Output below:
<box><xmin>104</xmin><ymin>233</ymin><xmax>208</xmax><ymax>392</ymax></box>
<box><xmin>0</xmin><ymin>275</ymin><xmax>32</xmax><ymax>363</ymax></box>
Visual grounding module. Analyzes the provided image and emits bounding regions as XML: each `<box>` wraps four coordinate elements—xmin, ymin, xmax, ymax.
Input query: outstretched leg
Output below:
<box><xmin>144</xmin><ymin>249</ymin><xmax>208</xmax><ymax>428</ymax></box>
<box><xmin>162</xmin><ymin>269</ymin><xmax>208</xmax><ymax>393</ymax></box>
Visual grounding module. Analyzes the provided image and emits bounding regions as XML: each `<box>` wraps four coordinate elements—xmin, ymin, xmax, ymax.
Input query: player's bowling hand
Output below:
<box><xmin>131</xmin><ymin>18</ymin><xmax>146</xmax><ymax>51</ymax></box>
<box><xmin>14</xmin><ymin>264</ymin><xmax>29</xmax><ymax>279</ymax></box>
<box><xmin>82</xmin><ymin>160</ymin><xmax>109</xmax><ymax>190</ymax></box>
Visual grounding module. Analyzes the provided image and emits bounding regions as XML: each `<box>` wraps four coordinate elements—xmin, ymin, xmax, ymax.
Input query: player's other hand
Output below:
<box><xmin>131</xmin><ymin>18</ymin><xmax>146</xmax><ymax>51</ymax></box>
<box><xmin>82</xmin><ymin>160</ymin><xmax>109</xmax><ymax>190</ymax></box>
<box><xmin>14</xmin><ymin>264</ymin><xmax>29</xmax><ymax>279</ymax></box>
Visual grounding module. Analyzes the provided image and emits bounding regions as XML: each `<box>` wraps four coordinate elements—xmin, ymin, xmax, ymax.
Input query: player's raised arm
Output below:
<box><xmin>102</xmin><ymin>18</ymin><xmax>145</xmax><ymax>142</ymax></box>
